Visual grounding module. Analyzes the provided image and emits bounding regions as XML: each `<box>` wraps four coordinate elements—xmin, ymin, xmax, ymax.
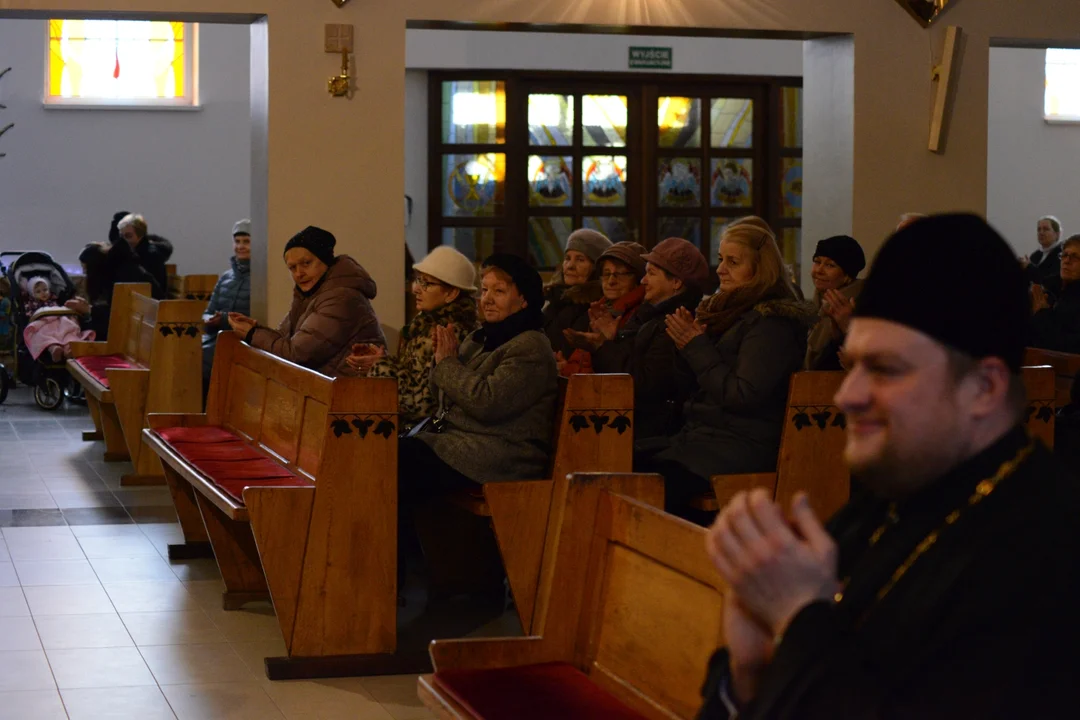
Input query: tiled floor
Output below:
<box><xmin>0</xmin><ymin>387</ymin><xmax>437</xmax><ymax>719</ymax></box>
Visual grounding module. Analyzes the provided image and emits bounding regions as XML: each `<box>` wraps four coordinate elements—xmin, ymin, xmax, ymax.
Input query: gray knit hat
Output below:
<box><xmin>232</xmin><ymin>219</ymin><xmax>251</xmax><ymax>237</ymax></box>
<box><xmin>565</xmin><ymin>229</ymin><xmax>612</xmax><ymax>264</ymax></box>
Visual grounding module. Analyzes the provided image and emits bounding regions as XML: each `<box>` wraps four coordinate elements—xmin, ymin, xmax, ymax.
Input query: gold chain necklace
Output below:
<box><xmin>835</xmin><ymin>440</ymin><xmax>1035</xmax><ymax>607</ymax></box>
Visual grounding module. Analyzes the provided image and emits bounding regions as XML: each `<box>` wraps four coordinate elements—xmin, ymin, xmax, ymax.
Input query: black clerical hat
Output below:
<box><xmin>854</xmin><ymin>213</ymin><xmax>1029</xmax><ymax>372</ymax></box>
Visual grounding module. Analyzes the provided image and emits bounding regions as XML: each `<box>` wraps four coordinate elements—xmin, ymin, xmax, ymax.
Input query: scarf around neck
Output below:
<box><xmin>475</xmin><ymin>307</ymin><xmax>543</xmax><ymax>352</ymax></box>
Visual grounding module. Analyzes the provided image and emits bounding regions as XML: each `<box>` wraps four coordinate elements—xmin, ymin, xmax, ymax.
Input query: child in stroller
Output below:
<box><xmin>23</xmin><ymin>276</ymin><xmax>95</xmax><ymax>362</ymax></box>
<box><xmin>0</xmin><ymin>251</ymin><xmax>83</xmax><ymax>410</ymax></box>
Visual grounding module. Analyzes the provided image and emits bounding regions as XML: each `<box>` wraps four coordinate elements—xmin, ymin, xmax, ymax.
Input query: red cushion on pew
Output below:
<box><xmin>191</xmin><ymin>457</ymin><xmax>297</xmax><ymax>481</ymax></box>
<box><xmin>168</xmin><ymin>441</ymin><xmax>266</xmax><ymax>462</ymax></box>
<box><xmin>215</xmin><ymin>476</ymin><xmax>315</xmax><ymax>504</ymax></box>
<box><xmin>156</xmin><ymin>426</ymin><xmax>240</xmax><ymax>444</ymax></box>
<box><xmin>432</xmin><ymin>663</ymin><xmax>648</xmax><ymax>720</ymax></box>
<box><xmin>73</xmin><ymin>354</ymin><xmax>136</xmax><ymax>388</ymax></box>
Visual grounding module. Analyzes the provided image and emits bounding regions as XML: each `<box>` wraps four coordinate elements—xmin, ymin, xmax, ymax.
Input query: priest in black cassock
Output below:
<box><xmin>697</xmin><ymin>213</ymin><xmax>1080</xmax><ymax>719</ymax></box>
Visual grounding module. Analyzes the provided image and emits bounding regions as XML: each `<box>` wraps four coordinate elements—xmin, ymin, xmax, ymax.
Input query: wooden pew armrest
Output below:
<box><xmin>146</xmin><ymin>413</ymin><xmax>209</xmax><ymax>430</ymax></box>
<box><xmin>709</xmin><ymin>472</ymin><xmax>778</xmax><ymax>509</ymax></box>
<box><xmin>67</xmin><ymin>341</ymin><xmax>113</xmax><ymax>358</ymax></box>
<box><xmin>428</xmin><ymin>636</ymin><xmax>555</xmax><ymax>672</ymax></box>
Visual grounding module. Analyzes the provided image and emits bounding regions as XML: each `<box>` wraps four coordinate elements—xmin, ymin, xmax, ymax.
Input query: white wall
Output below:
<box><xmin>988</xmin><ymin>47</ymin><xmax>1080</xmax><ymax>257</ymax></box>
<box><xmin>406</xmin><ymin>30</ymin><xmax>803</xmax><ymax>75</ymax></box>
<box><xmin>0</xmin><ymin>20</ymin><xmax>251</xmax><ymax>274</ymax></box>
<box><xmin>404</xmin><ymin>70</ymin><xmax>428</xmax><ymax>267</ymax></box>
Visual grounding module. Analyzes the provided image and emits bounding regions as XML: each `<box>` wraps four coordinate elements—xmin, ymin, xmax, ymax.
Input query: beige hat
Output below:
<box><xmin>413</xmin><ymin>246</ymin><xmax>477</xmax><ymax>291</ymax></box>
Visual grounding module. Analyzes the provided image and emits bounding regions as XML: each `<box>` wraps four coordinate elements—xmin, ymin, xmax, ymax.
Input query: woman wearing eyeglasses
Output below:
<box><xmin>346</xmin><ymin>246</ymin><xmax>479</xmax><ymax>431</ymax></box>
<box><xmin>1030</xmin><ymin>234</ymin><xmax>1080</xmax><ymax>354</ymax></box>
<box><xmin>561</xmin><ymin>241</ymin><xmax>648</xmax><ymax>376</ymax></box>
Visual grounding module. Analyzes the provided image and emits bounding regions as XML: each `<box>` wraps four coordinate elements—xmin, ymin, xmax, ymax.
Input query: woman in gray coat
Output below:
<box><xmin>640</xmin><ymin>220</ymin><xmax>815</xmax><ymax>524</ymax></box>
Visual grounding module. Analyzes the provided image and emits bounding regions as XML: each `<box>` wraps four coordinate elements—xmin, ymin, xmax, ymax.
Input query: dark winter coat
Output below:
<box><xmin>417</xmin><ymin>327</ymin><xmax>558</xmax><ymax>484</ymax></box>
<box><xmin>247</xmin><ymin>255</ymin><xmax>385</xmax><ymax>378</ymax></box>
<box><xmin>1024</xmin><ymin>243</ymin><xmax>1062</xmax><ymax>287</ymax></box>
<box><xmin>653</xmin><ymin>296</ymin><xmax>816</xmax><ymax>480</ymax></box>
<box><xmin>369</xmin><ymin>296</ymin><xmax>479</xmax><ymax>429</ymax></box>
<box><xmin>542</xmin><ymin>282</ymin><xmax>603</xmax><ymax>357</ymax></box>
<box><xmin>804</xmin><ymin>279</ymin><xmax>863</xmax><ymax>371</ymax></box>
<box><xmin>592</xmin><ymin>289</ymin><xmax>703</xmax><ymax>439</ymax></box>
<box><xmin>696</xmin><ymin>427</ymin><xmax>1080</xmax><ymax>720</ymax></box>
<box><xmin>109</xmin><ymin>234</ymin><xmax>173</xmax><ymax>298</ymax></box>
<box><xmin>202</xmin><ymin>257</ymin><xmax>251</xmax><ymax>383</ymax></box>
<box><xmin>1030</xmin><ymin>275</ymin><xmax>1080</xmax><ymax>354</ymax></box>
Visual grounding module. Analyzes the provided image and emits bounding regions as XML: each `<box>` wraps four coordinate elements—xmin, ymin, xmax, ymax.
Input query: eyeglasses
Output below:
<box><xmin>600</xmin><ymin>271</ymin><xmax>636</xmax><ymax>282</ymax></box>
<box><xmin>1062</xmin><ymin>253</ymin><xmax>1080</xmax><ymax>263</ymax></box>
<box><xmin>411</xmin><ymin>275</ymin><xmax>446</xmax><ymax>290</ymax></box>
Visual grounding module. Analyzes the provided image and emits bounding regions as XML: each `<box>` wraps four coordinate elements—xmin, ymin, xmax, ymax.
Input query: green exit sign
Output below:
<box><xmin>629</xmin><ymin>46</ymin><xmax>673</xmax><ymax>70</ymax></box>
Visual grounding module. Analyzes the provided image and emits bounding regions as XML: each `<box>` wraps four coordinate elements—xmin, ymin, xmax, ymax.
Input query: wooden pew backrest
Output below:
<box><xmin>1024</xmin><ymin>347</ymin><xmax>1080</xmax><ymax>408</ymax></box>
<box><xmin>105</xmin><ymin>283</ymin><xmax>153</xmax><ymax>356</ymax></box>
<box><xmin>1022</xmin><ymin>365</ymin><xmax>1056</xmax><ymax>449</ymax></box>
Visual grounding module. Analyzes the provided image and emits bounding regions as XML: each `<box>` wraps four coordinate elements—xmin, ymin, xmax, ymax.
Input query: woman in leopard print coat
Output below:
<box><xmin>347</xmin><ymin>247</ymin><xmax>479</xmax><ymax>430</ymax></box>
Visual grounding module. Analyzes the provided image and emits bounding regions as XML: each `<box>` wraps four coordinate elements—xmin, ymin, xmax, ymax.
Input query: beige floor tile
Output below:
<box><xmin>360</xmin><ymin>675</ymin><xmax>435</xmax><ymax>720</ymax></box>
<box><xmin>0</xmin><ymin>650</ymin><xmax>57</xmax><ymax>692</ymax></box>
<box><xmin>40</xmin><ymin>474</ymin><xmax>108</xmax><ymax>492</ymax></box>
<box><xmin>139</xmin><ymin>523</ymin><xmax>184</xmax><ymax>540</ymax></box>
<box><xmin>14</xmin><ymin>558</ymin><xmax>99</xmax><ymax>586</ymax></box>
<box><xmin>50</xmin><ymin>491</ymin><xmax>122</xmax><ymax>509</ymax></box>
<box><xmin>35</xmin><ymin>613</ymin><xmax>134</xmax><ymax>649</ymax></box>
<box><xmin>263</xmin><ymin>678</ymin><xmax>391</xmax><ymax>718</ymax></box>
<box><xmin>78</xmin><ymin>534</ymin><xmax>160</xmax><ymax>559</ymax></box>
<box><xmin>1</xmin><ymin>526</ymin><xmax>71</xmax><ymax>543</ymax></box>
<box><xmin>0</xmin><ymin>616</ymin><xmax>43</xmax><ymax>651</ymax></box>
<box><xmin>140</xmin><ymin>642</ymin><xmax>257</xmax><ymax>685</ymax></box>
<box><xmin>90</xmin><ymin>556</ymin><xmax>178</xmax><ymax>583</ymax></box>
<box><xmin>0</xmin><ymin>493</ymin><xmax>58</xmax><ymax>510</ymax></box>
<box><xmin>204</xmin><ymin>605</ymin><xmax>283</xmax><ymax>643</ymax></box>
<box><xmin>169</xmin><ymin>558</ymin><xmax>222</xmax><ymax>582</ymax></box>
<box><xmin>104</xmin><ymin>581</ymin><xmax>203</xmax><ymax>613</ymax></box>
<box><xmin>0</xmin><ymin>689</ymin><xmax>67</xmax><ymax>719</ymax></box>
<box><xmin>161</xmin><ymin>681</ymin><xmax>285</xmax><ymax>720</ymax></box>
<box><xmin>6</xmin><ymin>533</ymin><xmax>84</xmax><ymax>561</ymax></box>
<box><xmin>24</xmin><ymin>583</ymin><xmax>114</xmax><ymax>616</ymax></box>
<box><xmin>182</xmin><ymin>579</ymin><xmax>226</xmax><ymax>610</ymax></box>
<box><xmin>121</xmin><ymin>610</ymin><xmax>226</xmax><ymax>646</ymax></box>
<box><xmin>0</xmin><ymin>563</ymin><xmax>18</xmax><ymax>587</ymax></box>
<box><xmin>61</xmin><ymin>686</ymin><xmax>178</xmax><ymax>720</ymax></box>
<box><xmin>0</xmin><ymin>587</ymin><xmax>30</xmax><ymax>617</ymax></box>
<box><xmin>230</xmin><ymin>638</ymin><xmax>288</xmax><ymax>677</ymax></box>
<box><xmin>114</xmin><ymin>488</ymin><xmax>175</xmax><ymax>507</ymax></box>
<box><xmin>70</xmin><ymin>524</ymin><xmax>145</xmax><ymax>539</ymax></box>
<box><xmin>0</xmin><ymin>540</ymin><xmax>11</xmax><ymax>563</ymax></box>
<box><xmin>46</xmin><ymin>646</ymin><xmax>156</xmax><ymax>689</ymax></box>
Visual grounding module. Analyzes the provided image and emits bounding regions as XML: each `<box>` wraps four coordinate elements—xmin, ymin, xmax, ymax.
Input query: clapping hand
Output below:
<box><xmin>1032</xmin><ymin>285</ymin><xmax>1050</xmax><ymax>313</ymax></box>
<box><xmin>1020</xmin><ymin>255</ymin><xmax>1032</xmax><ymax>269</ymax></box>
<box><xmin>563</xmin><ymin>328</ymin><xmax>605</xmax><ymax>351</ymax></box>
<box><xmin>432</xmin><ymin>324</ymin><xmax>459</xmax><ymax>364</ymax></box>
<box><xmin>228</xmin><ymin>312</ymin><xmax>257</xmax><ymax>336</ymax></box>
<box><xmin>706</xmin><ymin>490</ymin><xmax>839</xmax><ymax>639</ymax></box>
<box><xmin>345</xmin><ymin>343</ymin><xmax>386</xmax><ymax>373</ymax></box>
<box><xmin>665</xmin><ymin>306</ymin><xmax>705</xmax><ymax>350</ymax></box>
<box><xmin>822</xmin><ymin>289</ymin><xmax>855</xmax><ymax>334</ymax></box>
<box><xmin>588</xmin><ymin>305</ymin><xmax>618</xmax><ymax>341</ymax></box>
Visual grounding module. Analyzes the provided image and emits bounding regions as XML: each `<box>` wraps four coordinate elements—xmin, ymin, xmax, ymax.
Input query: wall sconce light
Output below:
<box><xmin>328</xmin><ymin>49</ymin><xmax>350</xmax><ymax>97</ymax></box>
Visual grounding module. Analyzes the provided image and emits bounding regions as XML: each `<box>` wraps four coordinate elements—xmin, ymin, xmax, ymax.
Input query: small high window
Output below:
<box><xmin>1045</xmin><ymin>48</ymin><xmax>1080</xmax><ymax>122</ymax></box>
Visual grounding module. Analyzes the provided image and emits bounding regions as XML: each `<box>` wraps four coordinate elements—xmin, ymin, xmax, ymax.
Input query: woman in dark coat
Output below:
<box><xmin>1030</xmin><ymin>234</ymin><xmax>1080</xmax><ymax>354</ymax></box>
<box><xmin>640</xmin><ymin>221</ymin><xmax>816</xmax><ymax>524</ymax></box>
<box><xmin>590</xmin><ymin>237</ymin><xmax>710</xmax><ymax>440</ymax></box>
<box><xmin>542</xmin><ymin>228</ymin><xmax>611</xmax><ymax>366</ymax></box>
<box><xmin>202</xmin><ymin>220</ymin><xmax>253</xmax><ymax>390</ymax></box>
<box><xmin>804</xmin><ymin>235</ymin><xmax>866</xmax><ymax>370</ymax></box>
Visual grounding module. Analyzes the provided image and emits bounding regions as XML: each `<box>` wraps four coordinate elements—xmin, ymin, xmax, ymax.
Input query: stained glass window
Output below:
<box><xmin>528</xmin><ymin>156</ymin><xmax>573</xmax><ymax>208</ymax></box>
<box><xmin>47</xmin><ymin>20</ymin><xmax>192</xmax><ymax>104</ymax></box>
<box><xmin>529</xmin><ymin>94</ymin><xmax>573</xmax><ymax>145</ymax></box>
<box><xmin>582</xmin><ymin>155</ymin><xmax>627</xmax><ymax>206</ymax></box>
<box><xmin>584</xmin><ymin>217</ymin><xmax>630</xmax><ymax>245</ymax></box>
<box><xmin>658</xmin><ymin>157</ymin><xmax>702</xmax><ymax>208</ymax></box>
<box><xmin>659</xmin><ymin>217</ymin><xmax>701</xmax><ymax>247</ymax></box>
<box><xmin>442</xmin><ymin>228</ymin><xmax>496</xmax><ymax>261</ymax></box>
<box><xmin>528</xmin><ymin>217</ymin><xmax>573</xmax><ymax>269</ymax></box>
<box><xmin>781</xmin><ymin>157</ymin><xmax>803</xmax><ymax>219</ymax></box>
<box><xmin>710</xmin><ymin>98</ymin><xmax>753</xmax><ymax>149</ymax></box>
<box><xmin>442</xmin><ymin>153</ymin><xmax>506</xmax><ymax>218</ymax></box>
<box><xmin>443</xmin><ymin>81</ymin><xmax>506</xmax><ymax>144</ymax></box>
<box><xmin>780</xmin><ymin>87</ymin><xmax>803</xmax><ymax>147</ymax></box>
<box><xmin>658</xmin><ymin>97</ymin><xmax>701</xmax><ymax>148</ymax></box>
<box><xmin>1046</xmin><ymin>49</ymin><xmax>1080</xmax><ymax>120</ymax></box>
<box><xmin>582</xmin><ymin>95</ymin><xmax>628</xmax><ymax>147</ymax></box>
<box><xmin>710</xmin><ymin>158</ymin><xmax>753</xmax><ymax>208</ymax></box>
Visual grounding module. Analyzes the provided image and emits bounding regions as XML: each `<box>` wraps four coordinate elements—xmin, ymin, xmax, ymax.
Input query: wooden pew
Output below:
<box><xmin>143</xmin><ymin>332</ymin><xmax>402</xmax><ymax>679</ymax></box>
<box><xmin>168</xmin><ymin>273</ymin><xmax>219</xmax><ymax>303</ymax></box>
<box><xmin>418</xmin><ymin>473</ymin><xmax>721</xmax><ymax>720</ymax></box>
<box><xmin>441</xmin><ymin>374</ymin><xmax>640</xmax><ymax>634</ymax></box>
<box><xmin>705</xmin><ymin>367</ymin><xmax>1058</xmax><ymax>520</ymax></box>
<box><xmin>67</xmin><ymin>284</ymin><xmax>204</xmax><ymax>484</ymax></box>
<box><xmin>1024</xmin><ymin>347</ymin><xmax>1080</xmax><ymax>408</ymax></box>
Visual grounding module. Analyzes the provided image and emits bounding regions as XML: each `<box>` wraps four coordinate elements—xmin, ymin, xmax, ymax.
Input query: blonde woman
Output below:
<box><xmin>639</xmin><ymin>218</ymin><xmax>816</xmax><ymax>523</ymax></box>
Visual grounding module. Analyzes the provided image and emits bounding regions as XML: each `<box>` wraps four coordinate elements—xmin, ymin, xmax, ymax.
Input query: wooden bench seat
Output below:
<box><xmin>419</xmin><ymin>473</ymin><xmax>721</xmax><ymax>720</ymax></box>
<box><xmin>67</xmin><ymin>283</ymin><xmax>204</xmax><ymax>483</ymax></box>
<box><xmin>438</xmin><ymin>374</ymin><xmax>646</xmax><ymax>635</ymax></box>
<box><xmin>143</xmin><ymin>332</ymin><xmax>402</xmax><ymax>680</ymax></box>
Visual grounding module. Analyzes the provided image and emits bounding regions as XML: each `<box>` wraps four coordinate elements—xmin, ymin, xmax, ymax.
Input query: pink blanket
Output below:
<box><xmin>23</xmin><ymin>316</ymin><xmax>95</xmax><ymax>360</ymax></box>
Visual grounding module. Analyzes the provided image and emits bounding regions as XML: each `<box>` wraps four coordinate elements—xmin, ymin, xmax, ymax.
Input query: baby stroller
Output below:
<box><xmin>0</xmin><ymin>251</ymin><xmax>79</xmax><ymax>410</ymax></box>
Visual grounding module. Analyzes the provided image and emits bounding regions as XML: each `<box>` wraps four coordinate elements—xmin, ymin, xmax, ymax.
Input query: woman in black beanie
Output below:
<box><xmin>804</xmin><ymin>235</ymin><xmax>866</xmax><ymax>370</ymax></box>
<box><xmin>227</xmin><ymin>226</ymin><xmax>386</xmax><ymax>377</ymax></box>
